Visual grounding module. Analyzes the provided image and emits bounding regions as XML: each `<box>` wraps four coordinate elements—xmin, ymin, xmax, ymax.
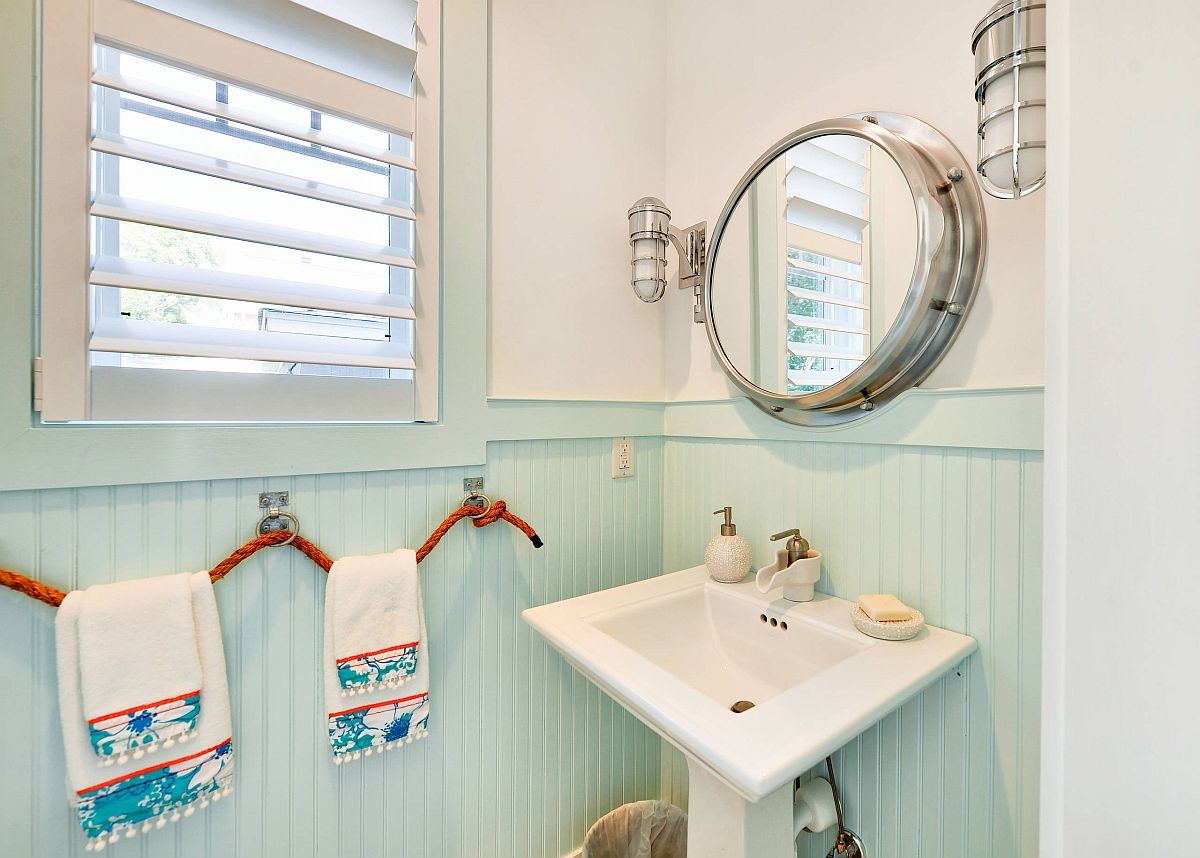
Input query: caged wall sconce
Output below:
<box><xmin>627</xmin><ymin>197</ymin><xmax>707</xmax><ymax>321</ymax></box>
<box><xmin>972</xmin><ymin>0</ymin><xmax>1046</xmax><ymax>198</ymax></box>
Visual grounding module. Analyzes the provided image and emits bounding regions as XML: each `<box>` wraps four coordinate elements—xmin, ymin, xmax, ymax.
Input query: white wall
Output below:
<box><xmin>1043</xmin><ymin>0</ymin><xmax>1200</xmax><ymax>854</ymax></box>
<box><xmin>489</xmin><ymin>1</ymin><xmax>668</xmax><ymax>401</ymax></box>
<box><xmin>661</xmin><ymin>0</ymin><xmax>1045</xmax><ymax>401</ymax></box>
<box><xmin>489</xmin><ymin>1</ymin><xmax>1044</xmax><ymax>404</ymax></box>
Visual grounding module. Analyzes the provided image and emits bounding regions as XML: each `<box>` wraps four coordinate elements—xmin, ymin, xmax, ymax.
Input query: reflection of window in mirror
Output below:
<box><xmin>715</xmin><ymin>135</ymin><xmax>915</xmax><ymax>398</ymax></box>
<box><xmin>780</xmin><ymin>136</ymin><xmax>873</xmax><ymax>395</ymax></box>
<box><xmin>738</xmin><ymin>136</ymin><xmax>916</xmax><ymax>396</ymax></box>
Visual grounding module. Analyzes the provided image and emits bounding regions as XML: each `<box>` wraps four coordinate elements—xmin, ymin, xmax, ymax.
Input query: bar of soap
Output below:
<box><xmin>857</xmin><ymin>594</ymin><xmax>913</xmax><ymax>623</ymax></box>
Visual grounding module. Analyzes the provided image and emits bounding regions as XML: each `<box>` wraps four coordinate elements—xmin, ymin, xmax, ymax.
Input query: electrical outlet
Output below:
<box><xmin>612</xmin><ymin>437</ymin><xmax>634</xmax><ymax>478</ymax></box>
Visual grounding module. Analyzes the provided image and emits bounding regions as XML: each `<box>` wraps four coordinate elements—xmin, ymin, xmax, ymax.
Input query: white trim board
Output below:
<box><xmin>0</xmin><ymin>386</ymin><xmax>1043</xmax><ymax>490</ymax></box>
<box><xmin>662</xmin><ymin>386</ymin><xmax>1044</xmax><ymax>452</ymax></box>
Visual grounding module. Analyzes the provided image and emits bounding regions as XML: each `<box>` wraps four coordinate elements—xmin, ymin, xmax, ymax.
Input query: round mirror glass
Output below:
<box><xmin>709</xmin><ymin>134</ymin><xmax>918</xmax><ymax>397</ymax></box>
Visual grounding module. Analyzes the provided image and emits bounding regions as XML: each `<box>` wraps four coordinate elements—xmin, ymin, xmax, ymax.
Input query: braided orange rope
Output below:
<box><xmin>0</xmin><ymin>499</ymin><xmax>542</xmax><ymax>610</ymax></box>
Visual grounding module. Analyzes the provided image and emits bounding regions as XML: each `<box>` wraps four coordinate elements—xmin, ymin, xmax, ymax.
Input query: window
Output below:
<box><xmin>785</xmin><ymin>248</ymin><xmax>870</xmax><ymax>394</ymax></box>
<box><xmin>781</xmin><ymin>137</ymin><xmax>873</xmax><ymax>394</ymax></box>
<box><xmin>38</xmin><ymin>0</ymin><xmax>439</xmax><ymax>422</ymax></box>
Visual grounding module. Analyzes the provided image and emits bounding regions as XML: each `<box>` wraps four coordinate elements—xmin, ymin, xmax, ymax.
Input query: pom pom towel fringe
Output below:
<box><xmin>89</xmin><ymin>693</ymin><xmax>201</xmax><ymax>766</ymax></box>
<box><xmin>328</xmin><ymin>693</ymin><xmax>430</xmax><ymax>761</ymax></box>
<box><xmin>79</xmin><ymin>739</ymin><xmax>234</xmax><ymax>851</ymax></box>
<box><xmin>336</xmin><ymin>641</ymin><xmax>419</xmax><ymax>696</ymax></box>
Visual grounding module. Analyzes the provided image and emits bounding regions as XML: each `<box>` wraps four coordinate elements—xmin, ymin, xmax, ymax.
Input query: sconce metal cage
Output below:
<box><xmin>627</xmin><ymin>197</ymin><xmax>708</xmax><ymax>321</ymax></box>
<box><xmin>973</xmin><ymin>0</ymin><xmax>1047</xmax><ymax>198</ymax></box>
<box><xmin>628</xmin><ymin>198</ymin><xmax>672</xmax><ymax>302</ymax></box>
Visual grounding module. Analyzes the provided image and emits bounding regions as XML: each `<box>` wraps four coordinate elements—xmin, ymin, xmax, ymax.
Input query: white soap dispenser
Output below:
<box><xmin>704</xmin><ymin>506</ymin><xmax>752</xmax><ymax>583</ymax></box>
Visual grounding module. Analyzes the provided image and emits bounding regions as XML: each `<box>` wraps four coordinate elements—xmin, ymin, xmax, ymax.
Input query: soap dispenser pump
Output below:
<box><xmin>704</xmin><ymin>506</ymin><xmax>752</xmax><ymax>583</ymax></box>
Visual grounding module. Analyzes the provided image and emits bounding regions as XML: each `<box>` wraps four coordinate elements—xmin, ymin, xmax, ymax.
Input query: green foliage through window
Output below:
<box><xmin>119</xmin><ymin>224</ymin><xmax>224</xmax><ymax>324</ymax></box>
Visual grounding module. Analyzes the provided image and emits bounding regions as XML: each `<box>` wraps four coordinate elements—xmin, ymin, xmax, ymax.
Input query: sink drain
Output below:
<box><xmin>730</xmin><ymin>700</ymin><xmax>755</xmax><ymax>713</ymax></box>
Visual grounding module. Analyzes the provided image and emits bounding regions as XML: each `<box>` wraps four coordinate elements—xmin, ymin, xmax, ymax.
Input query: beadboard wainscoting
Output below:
<box><xmin>660</xmin><ymin>438</ymin><xmax>1042</xmax><ymax>858</ymax></box>
<box><xmin>0</xmin><ymin>437</ymin><xmax>663</xmax><ymax>858</ymax></box>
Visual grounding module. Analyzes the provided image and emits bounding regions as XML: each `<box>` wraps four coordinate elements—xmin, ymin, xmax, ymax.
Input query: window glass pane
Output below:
<box><xmin>110</xmin><ymin>289</ymin><xmax>414</xmax><ymax>380</ymax></box>
<box><xmin>316</xmin><ymin>113</ymin><xmax>392</xmax><ymax>152</ymax></box>
<box><xmin>787</xmin><ymin>247</ymin><xmax>863</xmax><ymax>276</ymax></box>
<box><xmin>786</xmin><ymin>354</ymin><xmax>863</xmax><ymax>394</ymax></box>
<box><xmin>95</xmin><ymin>46</ymin><xmax>408</xmax><ymax>195</ymax></box>
<box><xmin>103</xmin><ymin>220</ymin><xmax>407</xmax><ymax>297</ymax></box>
<box><xmin>109</xmin><ymin>50</ymin><xmax>214</xmax><ymax>99</ymax></box>
<box><xmin>110</xmin><ymin>49</ymin><xmax>397</xmax><ymax>147</ymax></box>
<box><xmin>223</xmin><ymin>84</ymin><xmax>312</xmax><ymax>128</ymax></box>
<box><xmin>104</xmin><ymin>90</ymin><xmax>402</xmax><ymax>197</ymax></box>
<box><xmin>788</xmin><ymin>326</ymin><xmax>867</xmax><ymax>356</ymax></box>
<box><xmin>788</xmin><ymin>297</ymin><xmax>866</xmax><ymax>329</ymax></box>
<box><xmin>789</xmin><ymin>357</ymin><xmax>863</xmax><ymax>373</ymax></box>
<box><xmin>105</xmin><ymin>353</ymin><xmax>413</xmax><ymax>380</ymax></box>
<box><xmin>787</xmin><ymin>265</ymin><xmax>865</xmax><ymax>305</ymax></box>
<box><xmin>115</xmin><ymin>288</ymin><xmax>391</xmax><ymax>338</ymax></box>
<box><xmin>111</xmin><ymin>157</ymin><xmax>391</xmax><ymax>245</ymax></box>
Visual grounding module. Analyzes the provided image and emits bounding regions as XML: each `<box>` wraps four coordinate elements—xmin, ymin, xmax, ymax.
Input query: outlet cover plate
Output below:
<box><xmin>612</xmin><ymin>437</ymin><xmax>634</xmax><ymax>478</ymax></box>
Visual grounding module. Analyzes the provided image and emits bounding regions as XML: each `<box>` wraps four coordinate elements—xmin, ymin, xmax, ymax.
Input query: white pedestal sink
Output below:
<box><xmin>523</xmin><ymin>566</ymin><xmax>976</xmax><ymax>858</ymax></box>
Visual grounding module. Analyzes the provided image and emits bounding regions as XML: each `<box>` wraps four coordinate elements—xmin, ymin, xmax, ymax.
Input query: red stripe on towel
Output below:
<box><xmin>78</xmin><ymin>738</ymin><xmax>231</xmax><ymax>794</ymax></box>
<box><xmin>87</xmin><ymin>689</ymin><xmax>201</xmax><ymax>724</ymax></box>
<box><xmin>335</xmin><ymin>641</ymin><xmax>419</xmax><ymax>664</ymax></box>
<box><xmin>328</xmin><ymin>692</ymin><xmax>427</xmax><ymax>718</ymax></box>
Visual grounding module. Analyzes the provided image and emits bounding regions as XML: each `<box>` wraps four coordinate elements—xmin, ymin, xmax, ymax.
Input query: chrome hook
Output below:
<box><xmin>257</xmin><ymin>493</ymin><xmax>299</xmax><ymax>546</ymax></box>
<box><xmin>461</xmin><ymin>493</ymin><xmax>492</xmax><ymax>518</ymax></box>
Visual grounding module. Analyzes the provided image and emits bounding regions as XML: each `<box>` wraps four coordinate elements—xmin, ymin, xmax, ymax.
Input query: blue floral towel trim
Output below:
<box><xmin>88</xmin><ymin>691</ymin><xmax>201</xmax><ymax>760</ymax></box>
<box><xmin>336</xmin><ymin>642</ymin><xmax>419</xmax><ymax>691</ymax></box>
<box><xmin>328</xmin><ymin>693</ymin><xmax>429</xmax><ymax>759</ymax></box>
<box><xmin>76</xmin><ymin>738</ymin><xmax>234</xmax><ymax>843</ymax></box>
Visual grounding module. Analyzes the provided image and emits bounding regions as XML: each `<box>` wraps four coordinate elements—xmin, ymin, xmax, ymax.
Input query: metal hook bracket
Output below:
<box><xmin>257</xmin><ymin>491</ymin><xmax>298</xmax><ymax>545</ymax></box>
<box><xmin>462</xmin><ymin>477</ymin><xmax>491</xmax><ymax>517</ymax></box>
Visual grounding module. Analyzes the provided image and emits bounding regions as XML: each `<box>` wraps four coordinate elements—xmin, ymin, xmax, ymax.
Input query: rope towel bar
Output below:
<box><xmin>0</xmin><ymin>498</ymin><xmax>543</xmax><ymax>609</ymax></box>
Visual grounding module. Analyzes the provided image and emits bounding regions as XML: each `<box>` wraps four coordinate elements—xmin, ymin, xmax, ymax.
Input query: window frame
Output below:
<box><xmin>37</xmin><ymin>0</ymin><xmax>441</xmax><ymax>424</ymax></box>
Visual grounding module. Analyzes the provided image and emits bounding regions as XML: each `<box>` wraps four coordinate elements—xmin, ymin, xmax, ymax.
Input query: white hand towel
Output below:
<box><xmin>76</xmin><ymin>572</ymin><xmax>203</xmax><ymax>764</ymax></box>
<box><xmin>324</xmin><ymin>549</ymin><xmax>429</xmax><ymax>761</ymax></box>
<box><xmin>56</xmin><ymin>571</ymin><xmax>235</xmax><ymax>851</ymax></box>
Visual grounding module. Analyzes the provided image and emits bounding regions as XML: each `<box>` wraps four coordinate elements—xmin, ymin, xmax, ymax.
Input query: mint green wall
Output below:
<box><xmin>660</xmin><ymin>438</ymin><xmax>1041</xmax><ymax>858</ymax></box>
<box><xmin>0</xmin><ymin>433</ymin><xmax>1042</xmax><ymax>858</ymax></box>
<box><xmin>0</xmin><ymin>437</ymin><xmax>664</xmax><ymax>857</ymax></box>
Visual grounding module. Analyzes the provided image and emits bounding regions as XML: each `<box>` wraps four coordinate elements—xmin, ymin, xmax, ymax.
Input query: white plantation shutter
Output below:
<box><xmin>38</xmin><ymin>0</ymin><xmax>440</xmax><ymax>422</ymax></box>
<box><xmin>782</xmin><ymin>137</ymin><xmax>874</xmax><ymax>393</ymax></box>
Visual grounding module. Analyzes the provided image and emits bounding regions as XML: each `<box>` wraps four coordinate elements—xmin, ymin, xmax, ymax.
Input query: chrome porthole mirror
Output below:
<box><xmin>703</xmin><ymin>112</ymin><xmax>986</xmax><ymax>426</ymax></box>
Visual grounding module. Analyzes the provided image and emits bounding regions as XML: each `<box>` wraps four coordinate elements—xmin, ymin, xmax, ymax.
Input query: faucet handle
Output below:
<box><xmin>770</xmin><ymin>528</ymin><xmax>811</xmax><ymax>563</ymax></box>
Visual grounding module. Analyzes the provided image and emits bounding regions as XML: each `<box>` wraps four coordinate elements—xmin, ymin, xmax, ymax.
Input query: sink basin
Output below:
<box><xmin>588</xmin><ymin>582</ymin><xmax>867</xmax><ymax>710</ymax></box>
<box><xmin>523</xmin><ymin>566</ymin><xmax>977</xmax><ymax>804</ymax></box>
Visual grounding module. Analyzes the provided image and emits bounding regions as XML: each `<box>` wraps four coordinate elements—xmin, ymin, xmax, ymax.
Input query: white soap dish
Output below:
<box><xmin>851</xmin><ymin>605</ymin><xmax>925</xmax><ymax>641</ymax></box>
